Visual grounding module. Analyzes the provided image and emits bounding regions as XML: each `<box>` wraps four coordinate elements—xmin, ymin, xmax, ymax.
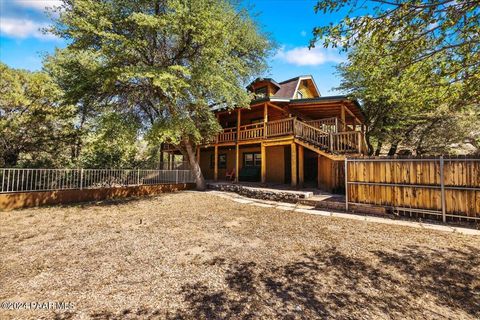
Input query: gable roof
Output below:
<box><xmin>273</xmin><ymin>75</ymin><xmax>320</xmax><ymax>99</ymax></box>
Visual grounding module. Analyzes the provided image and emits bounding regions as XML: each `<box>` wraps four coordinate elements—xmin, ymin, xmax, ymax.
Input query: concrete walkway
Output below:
<box><xmin>198</xmin><ymin>190</ymin><xmax>480</xmax><ymax>236</ymax></box>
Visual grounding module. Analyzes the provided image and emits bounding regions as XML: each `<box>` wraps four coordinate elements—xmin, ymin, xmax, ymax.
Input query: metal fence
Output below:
<box><xmin>345</xmin><ymin>157</ymin><xmax>480</xmax><ymax>222</ymax></box>
<box><xmin>0</xmin><ymin>168</ymin><xmax>195</xmax><ymax>193</ymax></box>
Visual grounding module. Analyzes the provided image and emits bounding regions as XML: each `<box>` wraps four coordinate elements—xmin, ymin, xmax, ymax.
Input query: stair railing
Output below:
<box><xmin>293</xmin><ymin>119</ymin><xmax>330</xmax><ymax>150</ymax></box>
<box><xmin>305</xmin><ymin>117</ymin><xmax>339</xmax><ymax>133</ymax></box>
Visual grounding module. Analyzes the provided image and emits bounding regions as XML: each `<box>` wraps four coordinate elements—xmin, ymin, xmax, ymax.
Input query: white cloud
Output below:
<box><xmin>275</xmin><ymin>46</ymin><xmax>345</xmax><ymax>66</ymax></box>
<box><xmin>0</xmin><ymin>18</ymin><xmax>57</xmax><ymax>40</ymax></box>
<box><xmin>14</xmin><ymin>0</ymin><xmax>63</xmax><ymax>11</ymax></box>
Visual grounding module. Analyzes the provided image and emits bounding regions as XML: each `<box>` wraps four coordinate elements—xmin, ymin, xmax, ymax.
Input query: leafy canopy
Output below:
<box><xmin>312</xmin><ymin>0</ymin><xmax>480</xmax><ymax>105</ymax></box>
<box><xmin>0</xmin><ymin>63</ymin><xmax>76</xmax><ymax>167</ymax></box>
<box><xmin>336</xmin><ymin>35</ymin><xmax>479</xmax><ymax>155</ymax></box>
<box><xmin>47</xmin><ymin>0</ymin><xmax>272</xmax><ymax>147</ymax></box>
<box><xmin>46</xmin><ymin>0</ymin><xmax>272</xmax><ymax>187</ymax></box>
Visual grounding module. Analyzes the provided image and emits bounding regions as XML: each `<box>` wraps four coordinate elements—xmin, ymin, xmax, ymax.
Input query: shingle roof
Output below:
<box><xmin>272</xmin><ymin>77</ymin><xmax>300</xmax><ymax>99</ymax></box>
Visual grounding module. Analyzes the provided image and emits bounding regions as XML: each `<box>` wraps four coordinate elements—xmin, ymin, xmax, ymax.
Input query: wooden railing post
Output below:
<box><xmin>263</xmin><ymin>103</ymin><xmax>268</xmax><ymax>138</ymax></box>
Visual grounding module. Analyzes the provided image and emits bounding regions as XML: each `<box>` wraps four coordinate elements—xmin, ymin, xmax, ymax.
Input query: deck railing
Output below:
<box><xmin>210</xmin><ymin>117</ymin><xmax>364</xmax><ymax>154</ymax></box>
<box><xmin>293</xmin><ymin>120</ymin><xmax>330</xmax><ymax>150</ymax></box>
<box><xmin>238</xmin><ymin>123</ymin><xmax>264</xmax><ymax>140</ymax></box>
<box><xmin>331</xmin><ymin>131</ymin><xmax>363</xmax><ymax>153</ymax></box>
<box><xmin>0</xmin><ymin>168</ymin><xmax>194</xmax><ymax>193</ymax></box>
<box><xmin>217</xmin><ymin>127</ymin><xmax>237</xmax><ymax>143</ymax></box>
<box><xmin>266</xmin><ymin>118</ymin><xmax>295</xmax><ymax>137</ymax></box>
<box><xmin>305</xmin><ymin>117</ymin><xmax>339</xmax><ymax>133</ymax></box>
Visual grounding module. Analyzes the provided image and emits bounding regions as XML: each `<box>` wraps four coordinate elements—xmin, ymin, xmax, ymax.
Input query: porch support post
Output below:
<box><xmin>214</xmin><ymin>145</ymin><xmax>218</xmax><ymax>181</ymax></box>
<box><xmin>235</xmin><ymin>144</ymin><xmax>239</xmax><ymax>183</ymax></box>
<box><xmin>298</xmin><ymin>145</ymin><xmax>304</xmax><ymax>188</ymax></box>
<box><xmin>291</xmin><ymin>143</ymin><xmax>297</xmax><ymax>187</ymax></box>
<box><xmin>235</xmin><ymin>108</ymin><xmax>241</xmax><ymax>183</ymax></box>
<box><xmin>341</xmin><ymin>104</ymin><xmax>346</xmax><ymax>131</ymax></box>
<box><xmin>261</xmin><ymin>142</ymin><xmax>266</xmax><ymax>184</ymax></box>
<box><xmin>317</xmin><ymin>155</ymin><xmax>321</xmax><ymax>188</ymax></box>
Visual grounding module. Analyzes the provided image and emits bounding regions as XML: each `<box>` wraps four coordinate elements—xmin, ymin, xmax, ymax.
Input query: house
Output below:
<box><xmin>167</xmin><ymin>75</ymin><xmax>366</xmax><ymax>192</ymax></box>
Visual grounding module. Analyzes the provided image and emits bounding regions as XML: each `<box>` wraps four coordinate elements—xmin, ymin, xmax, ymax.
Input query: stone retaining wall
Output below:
<box><xmin>207</xmin><ymin>183</ymin><xmax>308</xmax><ymax>203</ymax></box>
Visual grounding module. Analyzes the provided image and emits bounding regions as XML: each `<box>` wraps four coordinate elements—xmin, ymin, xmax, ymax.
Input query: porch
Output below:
<box><xmin>199</xmin><ymin>142</ymin><xmax>345</xmax><ymax>193</ymax></box>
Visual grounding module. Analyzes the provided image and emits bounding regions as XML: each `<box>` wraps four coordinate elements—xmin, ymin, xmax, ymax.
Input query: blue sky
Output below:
<box><xmin>0</xmin><ymin>0</ymin><xmax>347</xmax><ymax>95</ymax></box>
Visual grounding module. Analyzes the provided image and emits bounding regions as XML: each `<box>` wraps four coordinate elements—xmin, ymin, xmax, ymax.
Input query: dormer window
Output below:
<box><xmin>254</xmin><ymin>86</ymin><xmax>267</xmax><ymax>99</ymax></box>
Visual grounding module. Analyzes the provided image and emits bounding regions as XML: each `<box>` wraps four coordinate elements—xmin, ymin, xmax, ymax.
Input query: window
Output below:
<box><xmin>254</xmin><ymin>86</ymin><xmax>267</xmax><ymax>99</ymax></box>
<box><xmin>210</xmin><ymin>153</ymin><xmax>227</xmax><ymax>169</ymax></box>
<box><xmin>243</xmin><ymin>152</ymin><xmax>261</xmax><ymax>167</ymax></box>
<box><xmin>296</xmin><ymin>91</ymin><xmax>303</xmax><ymax>99</ymax></box>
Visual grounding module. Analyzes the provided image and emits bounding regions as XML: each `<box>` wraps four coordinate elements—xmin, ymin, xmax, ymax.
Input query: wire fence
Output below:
<box><xmin>0</xmin><ymin>168</ymin><xmax>195</xmax><ymax>193</ymax></box>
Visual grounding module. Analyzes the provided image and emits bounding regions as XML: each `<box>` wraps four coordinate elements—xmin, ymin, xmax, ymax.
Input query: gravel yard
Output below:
<box><xmin>1</xmin><ymin>191</ymin><xmax>479</xmax><ymax>319</ymax></box>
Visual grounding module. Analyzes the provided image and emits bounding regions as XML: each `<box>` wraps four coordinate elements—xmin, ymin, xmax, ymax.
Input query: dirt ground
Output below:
<box><xmin>1</xmin><ymin>191</ymin><xmax>479</xmax><ymax>320</ymax></box>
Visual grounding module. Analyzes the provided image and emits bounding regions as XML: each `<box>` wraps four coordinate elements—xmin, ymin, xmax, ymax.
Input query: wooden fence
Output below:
<box><xmin>345</xmin><ymin>157</ymin><xmax>480</xmax><ymax>222</ymax></box>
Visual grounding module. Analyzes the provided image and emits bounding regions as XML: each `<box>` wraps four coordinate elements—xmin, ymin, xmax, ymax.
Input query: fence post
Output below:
<box><xmin>137</xmin><ymin>168</ymin><xmax>140</xmax><ymax>185</ymax></box>
<box><xmin>345</xmin><ymin>158</ymin><xmax>349</xmax><ymax>212</ymax></box>
<box><xmin>80</xmin><ymin>168</ymin><xmax>84</xmax><ymax>190</ymax></box>
<box><xmin>175</xmin><ymin>170</ymin><xmax>178</xmax><ymax>184</ymax></box>
<box><xmin>440</xmin><ymin>156</ymin><xmax>446</xmax><ymax>223</ymax></box>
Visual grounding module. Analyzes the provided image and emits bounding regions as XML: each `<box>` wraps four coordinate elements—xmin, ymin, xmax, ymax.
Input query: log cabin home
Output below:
<box><xmin>166</xmin><ymin>75</ymin><xmax>367</xmax><ymax>192</ymax></box>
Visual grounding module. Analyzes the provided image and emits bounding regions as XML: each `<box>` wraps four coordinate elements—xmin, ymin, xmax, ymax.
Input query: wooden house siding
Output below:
<box><xmin>165</xmin><ymin>76</ymin><xmax>367</xmax><ymax>192</ymax></box>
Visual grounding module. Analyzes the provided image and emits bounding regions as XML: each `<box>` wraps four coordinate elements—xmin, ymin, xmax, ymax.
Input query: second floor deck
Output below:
<box><xmin>207</xmin><ymin>117</ymin><xmax>366</xmax><ymax>155</ymax></box>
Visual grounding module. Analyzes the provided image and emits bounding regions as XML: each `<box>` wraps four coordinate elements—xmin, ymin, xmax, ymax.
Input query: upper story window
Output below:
<box><xmin>296</xmin><ymin>91</ymin><xmax>303</xmax><ymax>99</ymax></box>
<box><xmin>254</xmin><ymin>86</ymin><xmax>268</xmax><ymax>99</ymax></box>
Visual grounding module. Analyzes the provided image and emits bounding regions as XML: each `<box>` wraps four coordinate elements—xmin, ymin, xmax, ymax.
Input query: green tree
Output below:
<box><xmin>0</xmin><ymin>63</ymin><xmax>76</xmax><ymax>167</ymax></box>
<box><xmin>336</xmin><ymin>36</ymin><xmax>479</xmax><ymax>155</ymax></box>
<box><xmin>311</xmin><ymin>0</ymin><xmax>480</xmax><ymax>104</ymax></box>
<box><xmin>47</xmin><ymin>0</ymin><xmax>272</xmax><ymax>189</ymax></box>
<box><xmin>78</xmin><ymin>112</ymin><xmax>142</xmax><ymax>168</ymax></box>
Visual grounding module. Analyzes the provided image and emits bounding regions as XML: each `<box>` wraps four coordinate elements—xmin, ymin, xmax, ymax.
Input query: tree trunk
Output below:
<box><xmin>366</xmin><ymin>132</ymin><xmax>374</xmax><ymax>155</ymax></box>
<box><xmin>4</xmin><ymin>150</ymin><xmax>19</xmax><ymax>167</ymax></box>
<box><xmin>374</xmin><ymin>141</ymin><xmax>383</xmax><ymax>156</ymax></box>
<box><xmin>387</xmin><ymin>142</ymin><xmax>399</xmax><ymax>156</ymax></box>
<box><xmin>184</xmin><ymin>140</ymin><xmax>206</xmax><ymax>191</ymax></box>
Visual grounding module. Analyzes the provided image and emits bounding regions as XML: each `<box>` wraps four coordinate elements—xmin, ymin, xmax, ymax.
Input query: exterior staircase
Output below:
<box><xmin>278</xmin><ymin>118</ymin><xmax>365</xmax><ymax>159</ymax></box>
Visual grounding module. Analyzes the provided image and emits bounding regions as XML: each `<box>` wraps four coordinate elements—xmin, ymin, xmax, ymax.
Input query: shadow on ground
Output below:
<box><xmin>52</xmin><ymin>246</ymin><xmax>480</xmax><ymax>319</ymax></box>
<box><xmin>171</xmin><ymin>245</ymin><xmax>480</xmax><ymax>319</ymax></box>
